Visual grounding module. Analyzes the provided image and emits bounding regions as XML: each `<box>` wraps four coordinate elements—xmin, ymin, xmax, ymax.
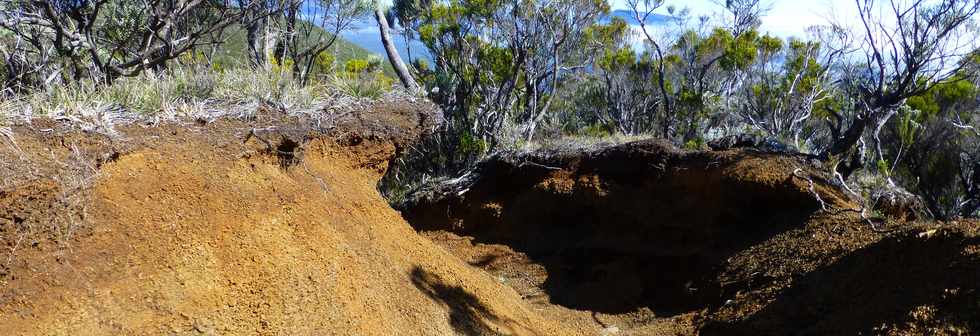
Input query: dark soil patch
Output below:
<box><xmin>703</xmin><ymin>227</ymin><xmax>980</xmax><ymax>335</ymax></box>
<box><xmin>400</xmin><ymin>141</ymin><xmax>848</xmax><ymax>316</ymax></box>
<box><xmin>275</xmin><ymin>137</ymin><xmax>302</xmax><ymax>168</ymax></box>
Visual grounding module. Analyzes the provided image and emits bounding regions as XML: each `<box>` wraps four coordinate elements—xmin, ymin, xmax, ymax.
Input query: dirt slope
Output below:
<box><xmin>400</xmin><ymin>141</ymin><xmax>980</xmax><ymax>335</ymax></box>
<box><xmin>0</xmin><ymin>103</ymin><xmax>577</xmax><ymax>335</ymax></box>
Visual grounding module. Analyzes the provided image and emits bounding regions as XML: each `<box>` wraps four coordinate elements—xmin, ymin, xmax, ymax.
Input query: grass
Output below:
<box><xmin>330</xmin><ymin>71</ymin><xmax>393</xmax><ymax>99</ymax></box>
<box><xmin>0</xmin><ymin>15</ymin><xmax>400</xmax><ymax>129</ymax></box>
<box><xmin>523</xmin><ymin>133</ymin><xmax>655</xmax><ymax>153</ymax></box>
<box><xmin>0</xmin><ymin>64</ymin><xmax>396</xmax><ymax>135</ymax></box>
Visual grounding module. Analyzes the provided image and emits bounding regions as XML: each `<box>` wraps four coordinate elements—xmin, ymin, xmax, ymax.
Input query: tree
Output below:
<box><xmin>824</xmin><ymin>0</ymin><xmax>980</xmax><ymax>178</ymax></box>
<box><xmin>592</xmin><ymin>19</ymin><xmax>658</xmax><ymax>135</ymax></box>
<box><xmin>0</xmin><ymin>16</ymin><xmax>55</xmax><ymax>93</ymax></box>
<box><xmin>516</xmin><ymin>0</ymin><xmax>610</xmax><ymax>143</ymax></box>
<box><xmin>0</xmin><ymin>0</ymin><xmax>268</xmax><ymax>86</ymax></box>
<box><xmin>629</xmin><ymin>0</ymin><xmax>771</xmax><ymax>145</ymax></box>
<box><xmin>240</xmin><ymin>0</ymin><xmax>284</xmax><ymax>70</ymax></box>
<box><xmin>375</xmin><ymin>6</ymin><xmax>418</xmax><ymax>92</ymax></box>
<box><xmin>280</xmin><ymin>0</ymin><xmax>370</xmax><ymax>84</ymax></box>
<box><xmin>402</xmin><ymin>0</ymin><xmax>611</xmax><ymax>149</ymax></box>
<box><xmin>733</xmin><ymin>34</ymin><xmax>844</xmax><ymax>149</ymax></box>
<box><xmin>627</xmin><ymin>0</ymin><xmax>675</xmax><ymax>137</ymax></box>
<box><xmin>878</xmin><ymin>72</ymin><xmax>980</xmax><ymax>219</ymax></box>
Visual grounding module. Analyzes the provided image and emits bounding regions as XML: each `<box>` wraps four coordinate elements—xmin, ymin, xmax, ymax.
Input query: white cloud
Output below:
<box><xmin>762</xmin><ymin>0</ymin><xmax>858</xmax><ymax>37</ymax></box>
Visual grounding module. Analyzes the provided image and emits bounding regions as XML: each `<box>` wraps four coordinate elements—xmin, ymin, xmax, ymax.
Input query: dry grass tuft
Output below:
<box><xmin>0</xmin><ymin>65</ymin><xmax>400</xmax><ymax>135</ymax></box>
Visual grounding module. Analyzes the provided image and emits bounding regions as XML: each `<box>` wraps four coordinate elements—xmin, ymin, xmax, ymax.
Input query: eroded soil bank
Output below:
<box><xmin>1</xmin><ymin>100</ymin><xmax>978</xmax><ymax>335</ymax></box>
<box><xmin>0</xmin><ymin>102</ymin><xmax>579</xmax><ymax>335</ymax></box>
<box><xmin>400</xmin><ymin>141</ymin><xmax>980</xmax><ymax>335</ymax></box>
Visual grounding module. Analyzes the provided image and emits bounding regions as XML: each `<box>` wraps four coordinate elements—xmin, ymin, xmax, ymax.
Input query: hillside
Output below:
<box><xmin>209</xmin><ymin>20</ymin><xmax>396</xmax><ymax>75</ymax></box>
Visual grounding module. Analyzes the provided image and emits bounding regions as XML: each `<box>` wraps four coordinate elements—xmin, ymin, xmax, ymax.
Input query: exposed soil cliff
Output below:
<box><xmin>400</xmin><ymin>141</ymin><xmax>980</xmax><ymax>335</ymax></box>
<box><xmin>0</xmin><ymin>101</ymin><xmax>578</xmax><ymax>335</ymax></box>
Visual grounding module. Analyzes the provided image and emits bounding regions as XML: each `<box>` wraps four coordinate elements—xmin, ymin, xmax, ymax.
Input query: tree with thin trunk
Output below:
<box><xmin>627</xmin><ymin>0</ymin><xmax>674</xmax><ymax>137</ymax></box>
<box><xmin>374</xmin><ymin>5</ymin><xmax>418</xmax><ymax>92</ymax></box>
<box><xmin>241</xmin><ymin>0</ymin><xmax>282</xmax><ymax>70</ymax></box>
<box><xmin>280</xmin><ymin>0</ymin><xmax>369</xmax><ymax>85</ymax></box>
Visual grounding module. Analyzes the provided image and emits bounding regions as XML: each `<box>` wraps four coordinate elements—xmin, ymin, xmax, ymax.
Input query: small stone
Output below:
<box><xmin>918</xmin><ymin>229</ymin><xmax>938</xmax><ymax>239</ymax></box>
<box><xmin>600</xmin><ymin>326</ymin><xmax>620</xmax><ymax>335</ymax></box>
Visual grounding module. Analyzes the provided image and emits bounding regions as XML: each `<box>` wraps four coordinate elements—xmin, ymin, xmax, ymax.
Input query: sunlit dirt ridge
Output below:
<box><xmin>0</xmin><ymin>102</ymin><xmax>580</xmax><ymax>335</ymax></box>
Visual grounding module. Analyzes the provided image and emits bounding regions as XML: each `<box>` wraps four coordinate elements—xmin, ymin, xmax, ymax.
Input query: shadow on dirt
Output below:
<box><xmin>702</xmin><ymin>231</ymin><xmax>980</xmax><ymax>335</ymax></box>
<box><xmin>409</xmin><ymin>266</ymin><xmax>511</xmax><ymax>336</ymax></box>
<box><xmin>401</xmin><ymin>145</ymin><xmax>829</xmax><ymax>316</ymax></box>
<box><xmin>486</xmin><ymin>171</ymin><xmax>817</xmax><ymax>316</ymax></box>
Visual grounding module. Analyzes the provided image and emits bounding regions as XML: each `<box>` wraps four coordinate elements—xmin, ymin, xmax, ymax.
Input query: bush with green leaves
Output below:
<box><xmin>879</xmin><ymin>77</ymin><xmax>980</xmax><ymax>219</ymax></box>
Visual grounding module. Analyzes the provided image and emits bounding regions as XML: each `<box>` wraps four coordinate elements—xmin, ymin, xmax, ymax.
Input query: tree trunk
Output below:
<box><xmin>374</xmin><ymin>8</ymin><xmax>419</xmax><ymax>93</ymax></box>
<box><xmin>245</xmin><ymin>16</ymin><xmax>267</xmax><ymax>68</ymax></box>
<box><xmin>263</xmin><ymin>23</ymin><xmax>278</xmax><ymax>71</ymax></box>
<box><xmin>824</xmin><ymin>112</ymin><xmax>872</xmax><ymax>180</ymax></box>
<box><xmin>826</xmin><ymin>113</ymin><xmax>870</xmax><ymax>158</ymax></box>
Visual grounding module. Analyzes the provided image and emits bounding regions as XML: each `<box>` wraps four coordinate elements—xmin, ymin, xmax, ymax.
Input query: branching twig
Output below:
<box><xmin>792</xmin><ymin>168</ymin><xmax>828</xmax><ymax>211</ymax></box>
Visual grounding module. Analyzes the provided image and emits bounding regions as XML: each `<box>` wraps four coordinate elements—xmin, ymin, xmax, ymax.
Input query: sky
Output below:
<box><xmin>371</xmin><ymin>0</ymin><xmax>862</xmax><ymax>38</ymax></box>
<box><xmin>610</xmin><ymin>0</ymin><xmax>859</xmax><ymax>38</ymax></box>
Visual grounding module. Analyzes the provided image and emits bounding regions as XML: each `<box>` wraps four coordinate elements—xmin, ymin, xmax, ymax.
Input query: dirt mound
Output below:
<box><xmin>0</xmin><ymin>102</ymin><xmax>578</xmax><ymax>335</ymax></box>
<box><xmin>400</xmin><ymin>140</ymin><xmax>980</xmax><ymax>334</ymax></box>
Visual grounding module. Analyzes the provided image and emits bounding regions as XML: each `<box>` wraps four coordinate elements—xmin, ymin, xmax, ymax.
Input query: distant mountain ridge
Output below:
<box><xmin>608</xmin><ymin>9</ymin><xmax>676</xmax><ymax>25</ymax></box>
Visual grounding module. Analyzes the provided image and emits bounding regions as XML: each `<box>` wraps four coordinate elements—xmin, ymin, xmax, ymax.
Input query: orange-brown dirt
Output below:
<box><xmin>2</xmin><ymin>100</ymin><xmax>978</xmax><ymax>335</ymax></box>
<box><xmin>401</xmin><ymin>141</ymin><xmax>980</xmax><ymax>335</ymax></box>
<box><xmin>0</xmin><ymin>102</ymin><xmax>579</xmax><ymax>335</ymax></box>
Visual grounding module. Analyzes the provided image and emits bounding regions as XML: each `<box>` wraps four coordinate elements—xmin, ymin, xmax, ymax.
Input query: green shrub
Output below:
<box><xmin>683</xmin><ymin>138</ymin><xmax>706</xmax><ymax>151</ymax></box>
<box><xmin>344</xmin><ymin>59</ymin><xmax>371</xmax><ymax>73</ymax></box>
<box><xmin>581</xmin><ymin>123</ymin><xmax>613</xmax><ymax>138</ymax></box>
<box><xmin>330</xmin><ymin>72</ymin><xmax>392</xmax><ymax>99</ymax></box>
<box><xmin>313</xmin><ymin>51</ymin><xmax>336</xmax><ymax>75</ymax></box>
<box><xmin>457</xmin><ymin>131</ymin><xmax>488</xmax><ymax>156</ymax></box>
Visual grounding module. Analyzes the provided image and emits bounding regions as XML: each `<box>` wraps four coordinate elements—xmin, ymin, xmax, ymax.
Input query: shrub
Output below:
<box><xmin>330</xmin><ymin>72</ymin><xmax>393</xmax><ymax>99</ymax></box>
<box><xmin>313</xmin><ymin>51</ymin><xmax>336</xmax><ymax>76</ymax></box>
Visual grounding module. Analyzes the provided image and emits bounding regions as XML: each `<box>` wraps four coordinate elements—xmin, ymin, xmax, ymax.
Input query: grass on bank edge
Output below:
<box><xmin>0</xmin><ymin>65</ymin><xmax>395</xmax><ymax>135</ymax></box>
